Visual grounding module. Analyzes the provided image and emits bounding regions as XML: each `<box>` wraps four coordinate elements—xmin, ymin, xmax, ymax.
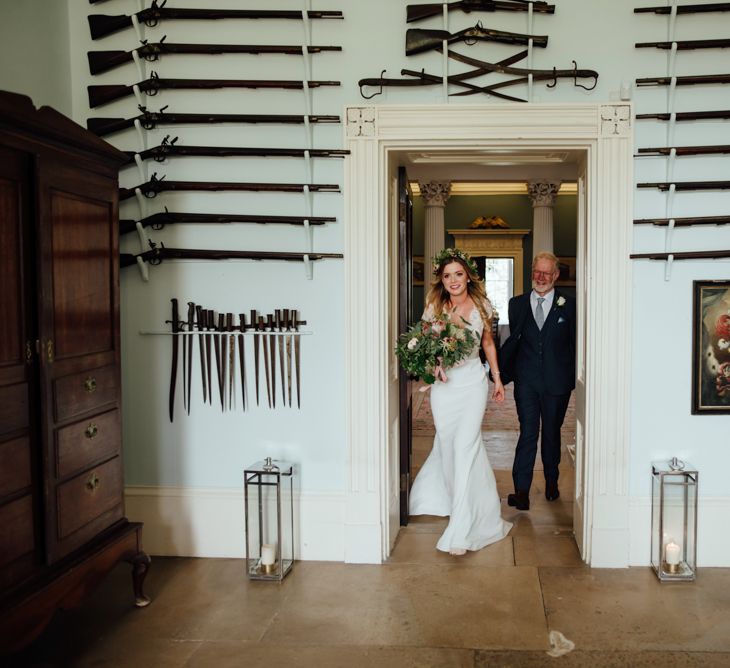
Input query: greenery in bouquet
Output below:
<box><xmin>395</xmin><ymin>312</ymin><xmax>478</xmax><ymax>384</ymax></box>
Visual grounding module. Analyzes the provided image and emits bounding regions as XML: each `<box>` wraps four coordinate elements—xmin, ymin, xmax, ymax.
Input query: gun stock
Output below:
<box><xmin>120</xmin><ymin>253</ymin><xmax>139</xmax><ymax>268</ymax></box>
<box><xmin>88</xmin><ymin>84</ymin><xmax>132</xmax><ymax>108</ymax></box>
<box><xmin>88</xmin><ymin>14</ymin><xmax>133</xmax><ymax>40</ymax></box>
<box><xmin>87</xmin><ymin>116</ymin><xmax>134</xmax><ymax>136</ymax></box>
<box><xmin>88</xmin><ymin>50</ymin><xmax>133</xmax><ymax>75</ymax></box>
<box><xmin>407</xmin><ymin>3</ymin><xmax>456</xmax><ymax>22</ymax></box>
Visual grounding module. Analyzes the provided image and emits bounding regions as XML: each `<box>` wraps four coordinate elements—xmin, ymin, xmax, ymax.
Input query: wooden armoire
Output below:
<box><xmin>0</xmin><ymin>91</ymin><xmax>149</xmax><ymax>653</ymax></box>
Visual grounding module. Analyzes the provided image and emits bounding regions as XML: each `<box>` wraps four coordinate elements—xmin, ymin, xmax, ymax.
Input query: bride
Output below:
<box><xmin>409</xmin><ymin>248</ymin><xmax>512</xmax><ymax>555</ymax></box>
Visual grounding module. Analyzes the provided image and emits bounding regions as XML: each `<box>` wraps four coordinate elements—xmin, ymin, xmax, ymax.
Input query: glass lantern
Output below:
<box><xmin>651</xmin><ymin>457</ymin><xmax>698</xmax><ymax>582</ymax></box>
<box><xmin>244</xmin><ymin>457</ymin><xmax>295</xmax><ymax>581</ymax></box>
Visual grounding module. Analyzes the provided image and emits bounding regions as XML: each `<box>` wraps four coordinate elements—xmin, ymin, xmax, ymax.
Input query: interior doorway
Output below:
<box><xmin>402</xmin><ymin>173</ymin><xmax>581</xmax><ymax>556</ymax></box>
<box><xmin>343</xmin><ymin>103</ymin><xmax>633</xmax><ymax>567</ymax></box>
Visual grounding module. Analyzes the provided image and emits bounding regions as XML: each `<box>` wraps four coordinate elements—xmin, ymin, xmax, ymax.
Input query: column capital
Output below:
<box><xmin>419</xmin><ymin>181</ymin><xmax>452</xmax><ymax>206</ymax></box>
<box><xmin>527</xmin><ymin>181</ymin><xmax>560</xmax><ymax>208</ymax></box>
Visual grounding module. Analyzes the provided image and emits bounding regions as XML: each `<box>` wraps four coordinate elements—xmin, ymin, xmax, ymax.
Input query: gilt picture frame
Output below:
<box><xmin>692</xmin><ymin>280</ymin><xmax>730</xmax><ymax>415</ymax></box>
<box><xmin>412</xmin><ymin>256</ymin><xmax>425</xmax><ymax>286</ymax></box>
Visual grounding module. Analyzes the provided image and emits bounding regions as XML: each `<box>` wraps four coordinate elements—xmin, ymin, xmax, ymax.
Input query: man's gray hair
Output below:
<box><xmin>532</xmin><ymin>251</ymin><xmax>559</xmax><ymax>272</ymax></box>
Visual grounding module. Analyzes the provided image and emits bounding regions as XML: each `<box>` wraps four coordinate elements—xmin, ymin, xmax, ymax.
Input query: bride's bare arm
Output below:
<box><xmin>481</xmin><ymin>326</ymin><xmax>505</xmax><ymax>402</ymax></box>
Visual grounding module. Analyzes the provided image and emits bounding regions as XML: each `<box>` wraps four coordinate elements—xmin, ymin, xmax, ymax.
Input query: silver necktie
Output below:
<box><xmin>535</xmin><ymin>297</ymin><xmax>546</xmax><ymax>330</ymax></box>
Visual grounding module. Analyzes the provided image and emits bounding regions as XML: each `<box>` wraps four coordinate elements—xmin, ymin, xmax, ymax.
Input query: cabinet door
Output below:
<box><xmin>36</xmin><ymin>154</ymin><xmax>122</xmax><ymax>563</ymax></box>
<box><xmin>0</xmin><ymin>145</ymin><xmax>41</xmax><ymax>587</ymax></box>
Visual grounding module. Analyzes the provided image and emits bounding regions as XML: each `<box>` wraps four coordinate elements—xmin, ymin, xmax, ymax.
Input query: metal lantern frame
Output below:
<box><xmin>244</xmin><ymin>457</ymin><xmax>294</xmax><ymax>581</ymax></box>
<box><xmin>651</xmin><ymin>457</ymin><xmax>698</xmax><ymax>582</ymax></box>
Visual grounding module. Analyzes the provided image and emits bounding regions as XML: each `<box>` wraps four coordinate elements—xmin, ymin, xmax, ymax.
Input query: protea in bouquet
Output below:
<box><xmin>395</xmin><ymin>311</ymin><xmax>477</xmax><ymax>384</ymax></box>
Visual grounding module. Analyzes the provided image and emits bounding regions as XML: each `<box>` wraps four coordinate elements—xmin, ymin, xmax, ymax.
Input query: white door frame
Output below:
<box><xmin>343</xmin><ymin>103</ymin><xmax>633</xmax><ymax>567</ymax></box>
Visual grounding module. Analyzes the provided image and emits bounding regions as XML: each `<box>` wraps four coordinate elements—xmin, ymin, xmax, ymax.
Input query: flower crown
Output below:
<box><xmin>432</xmin><ymin>248</ymin><xmax>478</xmax><ymax>276</ymax></box>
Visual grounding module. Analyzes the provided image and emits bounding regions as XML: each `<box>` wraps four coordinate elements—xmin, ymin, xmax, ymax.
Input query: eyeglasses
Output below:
<box><xmin>532</xmin><ymin>270</ymin><xmax>555</xmax><ymax>278</ymax></box>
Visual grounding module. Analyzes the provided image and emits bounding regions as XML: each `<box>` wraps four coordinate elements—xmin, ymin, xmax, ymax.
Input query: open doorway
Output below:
<box><xmin>402</xmin><ymin>170</ymin><xmax>581</xmax><ymax>560</ymax></box>
<box><xmin>343</xmin><ymin>103</ymin><xmax>633</xmax><ymax>567</ymax></box>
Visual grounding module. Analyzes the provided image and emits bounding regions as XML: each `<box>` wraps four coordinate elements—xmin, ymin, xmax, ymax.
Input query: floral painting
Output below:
<box><xmin>692</xmin><ymin>281</ymin><xmax>730</xmax><ymax>414</ymax></box>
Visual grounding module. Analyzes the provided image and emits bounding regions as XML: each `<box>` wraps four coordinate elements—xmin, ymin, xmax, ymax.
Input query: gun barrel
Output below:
<box><xmin>636</xmin><ymin>74</ymin><xmax>730</xmax><ymax>87</ymax></box>
<box><xmin>635</xmin><ymin>38</ymin><xmax>730</xmax><ymax>50</ymax></box>
<box><xmin>634</xmin><ymin>2</ymin><xmax>730</xmax><ymax>14</ymax></box>
<box><xmin>636</xmin><ymin>110</ymin><xmax>730</xmax><ymax>121</ymax></box>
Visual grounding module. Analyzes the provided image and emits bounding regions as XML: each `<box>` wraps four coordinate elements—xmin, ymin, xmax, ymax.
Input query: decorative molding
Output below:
<box><xmin>346</xmin><ymin>106</ymin><xmax>377</xmax><ymax>137</ymax></box>
<box><xmin>343</xmin><ymin>103</ymin><xmax>634</xmax><ymax>568</ymax></box>
<box><xmin>527</xmin><ymin>181</ymin><xmax>560</xmax><ymax>207</ymax></box>
<box><xmin>419</xmin><ymin>180</ymin><xmax>452</xmax><ymax>206</ymax></box>
<box><xmin>600</xmin><ymin>104</ymin><xmax>631</xmax><ymax>137</ymax></box>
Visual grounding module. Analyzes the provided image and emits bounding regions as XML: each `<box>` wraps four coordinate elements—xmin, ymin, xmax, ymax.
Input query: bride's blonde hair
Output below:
<box><xmin>426</xmin><ymin>252</ymin><xmax>493</xmax><ymax>328</ymax></box>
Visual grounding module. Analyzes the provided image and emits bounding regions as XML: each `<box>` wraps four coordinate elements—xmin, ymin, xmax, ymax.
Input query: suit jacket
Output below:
<box><xmin>503</xmin><ymin>290</ymin><xmax>576</xmax><ymax>395</ymax></box>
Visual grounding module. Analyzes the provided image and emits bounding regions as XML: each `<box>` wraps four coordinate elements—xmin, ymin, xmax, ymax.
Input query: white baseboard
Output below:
<box><xmin>125</xmin><ymin>486</ymin><xmax>346</xmax><ymax>561</ymax></box>
<box><xmin>629</xmin><ymin>496</ymin><xmax>730</xmax><ymax>567</ymax></box>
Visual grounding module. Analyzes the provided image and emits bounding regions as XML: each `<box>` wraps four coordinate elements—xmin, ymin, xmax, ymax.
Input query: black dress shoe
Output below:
<box><xmin>507</xmin><ymin>491</ymin><xmax>530</xmax><ymax>511</ymax></box>
<box><xmin>545</xmin><ymin>481</ymin><xmax>560</xmax><ymax>501</ymax></box>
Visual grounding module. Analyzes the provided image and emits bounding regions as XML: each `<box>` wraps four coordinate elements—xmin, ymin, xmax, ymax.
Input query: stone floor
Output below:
<box><xmin>9</xmin><ymin>404</ymin><xmax>730</xmax><ymax>667</ymax></box>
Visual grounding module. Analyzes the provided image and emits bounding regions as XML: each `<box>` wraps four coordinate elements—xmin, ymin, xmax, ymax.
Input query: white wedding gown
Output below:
<box><xmin>409</xmin><ymin>306</ymin><xmax>512</xmax><ymax>553</ymax></box>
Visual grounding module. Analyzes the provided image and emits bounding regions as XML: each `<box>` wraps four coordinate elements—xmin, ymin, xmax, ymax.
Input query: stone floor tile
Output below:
<box><xmin>475</xmin><ymin>650</ymin><xmax>730</xmax><ymax>668</ymax></box>
<box><xmin>389</xmin><ymin>531</ymin><xmax>514</xmax><ymax>566</ymax></box>
<box><xmin>260</xmin><ymin>563</ymin><xmax>549</xmax><ymax>650</ymax></box>
<box><xmin>185</xmin><ymin>643</ymin><xmax>476</xmax><ymax>668</ymax></box>
<box><xmin>513</xmin><ymin>534</ymin><xmax>582</xmax><ymax>567</ymax></box>
<box><xmin>539</xmin><ymin>567</ymin><xmax>730</xmax><ymax>652</ymax></box>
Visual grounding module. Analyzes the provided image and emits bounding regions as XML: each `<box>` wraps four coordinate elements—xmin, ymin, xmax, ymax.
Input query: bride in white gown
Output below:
<box><xmin>409</xmin><ymin>249</ymin><xmax>512</xmax><ymax>555</ymax></box>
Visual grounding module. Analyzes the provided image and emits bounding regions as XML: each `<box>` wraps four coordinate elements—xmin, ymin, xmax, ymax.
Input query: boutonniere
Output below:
<box><xmin>556</xmin><ymin>296</ymin><xmax>566</xmax><ymax>307</ymax></box>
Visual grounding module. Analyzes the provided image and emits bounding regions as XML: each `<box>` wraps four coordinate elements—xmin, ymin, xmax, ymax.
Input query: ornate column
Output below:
<box><xmin>527</xmin><ymin>181</ymin><xmax>560</xmax><ymax>257</ymax></box>
<box><xmin>419</xmin><ymin>181</ymin><xmax>452</xmax><ymax>271</ymax></box>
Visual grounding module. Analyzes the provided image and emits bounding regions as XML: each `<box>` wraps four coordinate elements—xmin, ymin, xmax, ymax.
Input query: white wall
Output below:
<box><xmin>0</xmin><ymin>0</ymin><xmax>72</xmax><ymax>113</ymax></box>
<box><xmin>36</xmin><ymin>0</ymin><xmax>730</xmax><ymax>563</ymax></box>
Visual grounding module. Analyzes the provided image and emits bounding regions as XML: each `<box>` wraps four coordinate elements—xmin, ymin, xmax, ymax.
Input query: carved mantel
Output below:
<box><xmin>447</xmin><ymin>229</ymin><xmax>531</xmax><ymax>294</ymax></box>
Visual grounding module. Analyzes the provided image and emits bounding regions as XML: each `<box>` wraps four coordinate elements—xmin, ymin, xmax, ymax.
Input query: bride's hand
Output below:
<box><xmin>492</xmin><ymin>379</ymin><xmax>505</xmax><ymax>402</ymax></box>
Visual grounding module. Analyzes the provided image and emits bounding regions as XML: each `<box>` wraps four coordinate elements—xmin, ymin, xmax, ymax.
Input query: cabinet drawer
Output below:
<box><xmin>54</xmin><ymin>365</ymin><xmax>118</xmax><ymax>421</ymax></box>
<box><xmin>56</xmin><ymin>409</ymin><xmax>120</xmax><ymax>479</ymax></box>
<box><xmin>57</xmin><ymin>456</ymin><xmax>123</xmax><ymax>540</ymax></box>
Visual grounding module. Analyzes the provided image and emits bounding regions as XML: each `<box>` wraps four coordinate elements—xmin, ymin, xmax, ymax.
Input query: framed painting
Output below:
<box><xmin>692</xmin><ymin>280</ymin><xmax>730</xmax><ymax>415</ymax></box>
<box><xmin>412</xmin><ymin>256</ymin><xmax>425</xmax><ymax>286</ymax></box>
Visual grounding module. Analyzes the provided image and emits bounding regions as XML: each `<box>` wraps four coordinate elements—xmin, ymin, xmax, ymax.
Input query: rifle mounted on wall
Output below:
<box><xmin>87</xmin><ymin>105</ymin><xmax>340</xmax><ymax>137</ymax></box>
<box><xmin>119</xmin><ymin>173</ymin><xmax>340</xmax><ymax>200</ymax></box>
<box><xmin>119</xmin><ymin>208</ymin><xmax>336</xmax><ymax>235</ymax></box>
<box><xmin>636</xmin><ymin>145</ymin><xmax>730</xmax><ymax>157</ymax></box>
<box><xmin>630</xmin><ymin>250</ymin><xmax>730</xmax><ymax>260</ymax></box>
<box><xmin>635</xmin><ymin>110</ymin><xmax>730</xmax><ymax>121</ymax></box>
<box><xmin>634</xmin><ymin>215</ymin><xmax>730</xmax><ymax>227</ymax></box>
<box><xmin>89</xmin><ymin>1</ymin><xmax>343</xmax><ymax>40</ymax></box>
<box><xmin>635</xmin><ymin>73</ymin><xmax>730</xmax><ymax>88</ymax></box>
<box><xmin>406</xmin><ymin>24</ymin><xmax>547</xmax><ymax>55</ymax></box>
<box><xmin>121</xmin><ymin>242</ymin><xmax>344</xmax><ymax>268</ymax></box>
<box><xmin>122</xmin><ymin>136</ymin><xmax>349</xmax><ymax>165</ymax></box>
<box><xmin>88</xmin><ymin>72</ymin><xmax>340</xmax><ymax>108</ymax></box>
<box><xmin>635</xmin><ymin>39</ymin><xmax>730</xmax><ymax>50</ymax></box>
<box><xmin>88</xmin><ymin>39</ymin><xmax>342</xmax><ymax>75</ymax></box>
<box><xmin>407</xmin><ymin>0</ymin><xmax>555</xmax><ymax>23</ymax></box>
<box><xmin>634</xmin><ymin>3</ymin><xmax>730</xmax><ymax>14</ymax></box>
<box><xmin>637</xmin><ymin>180</ymin><xmax>730</xmax><ymax>191</ymax></box>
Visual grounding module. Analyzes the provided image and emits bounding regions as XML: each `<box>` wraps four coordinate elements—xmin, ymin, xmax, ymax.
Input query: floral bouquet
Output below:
<box><xmin>395</xmin><ymin>312</ymin><xmax>477</xmax><ymax>384</ymax></box>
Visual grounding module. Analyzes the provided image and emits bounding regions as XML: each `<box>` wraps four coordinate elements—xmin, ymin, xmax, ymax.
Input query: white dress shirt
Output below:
<box><xmin>530</xmin><ymin>289</ymin><xmax>555</xmax><ymax>322</ymax></box>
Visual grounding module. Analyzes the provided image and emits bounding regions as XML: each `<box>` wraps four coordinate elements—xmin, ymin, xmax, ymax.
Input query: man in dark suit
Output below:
<box><xmin>504</xmin><ymin>252</ymin><xmax>576</xmax><ymax>511</ymax></box>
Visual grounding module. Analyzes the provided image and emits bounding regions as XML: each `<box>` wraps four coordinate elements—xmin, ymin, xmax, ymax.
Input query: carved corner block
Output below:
<box><xmin>346</xmin><ymin>107</ymin><xmax>377</xmax><ymax>138</ymax></box>
<box><xmin>600</xmin><ymin>105</ymin><xmax>631</xmax><ymax>137</ymax></box>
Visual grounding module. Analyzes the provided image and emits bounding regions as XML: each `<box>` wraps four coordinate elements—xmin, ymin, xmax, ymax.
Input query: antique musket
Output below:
<box><xmin>89</xmin><ymin>1</ymin><xmax>344</xmax><ymax>40</ymax></box>
<box><xmin>120</xmin><ymin>208</ymin><xmax>335</xmax><ymax>235</ymax></box>
<box><xmin>406</xmin><ymin>24</ymin><xmax>547</xmax><ymax>55</ymax></box>
<box><xmin>119</xmin><ymin>173</ymin><xmax>340</xmax><ymax>200</ymax></box>
<box><xmin>636</xmin><ymin>181</ymin><xmax>730</xmax><ymax>191</ymax></box>
<box><xmin>88</xmin><ymin>73</ymin><xmax>340</xmax><ymax>108</ymax></box>
<box><xmin>630</xmin><ymin>250</ymin><xmax>730</xmax><ymax>260</ymax></box>
<box><xmin>88</xmin><ymin>39</ymin><xmax>342</xmax><ymax>75</ymax></box>
<box><xmin>635</xmin><ymin>74</ymin><xmax>730</xmax><ymax>87</ymax></box>
<box><xmin>636</xmin><ymin>145</ymin><xmax>730</xmax><ymax>157</ymax></box>
<box><xmin>122</xmin><ymin>136</ymin><xmax>349</xmax><ymax>165</ymax></box>
<box><xmin>634</xmin><ymin>3</ymin><xmax>730</xmax><ymax>14</ymax></box>
<box><xmin>636</xmin><ymin>109</ymin><xmax>730</xmax><ymax>121</ymax></box>
<box><xmin>633</xmin><ymin>215</ymin><xmax>730</xmax><ymax>227</ymax></box>
<box><xmin>120</xmin><ymin>244</ymin><xmax>344</xmax><ymax>268</ymax></box>
<box><xmin>407</xmin><ymin>0</ymin><xmax>555</xmax><ymax>23</ymax></box>
<box><xmin>635</xmin><ymin>39</ymin><xmax>730</xmax><ymax>50</ymax></box>
<box><xmin>87</xmin><ymin>105</ymin><xmax>340</xmax><ymax>138</ymax></box>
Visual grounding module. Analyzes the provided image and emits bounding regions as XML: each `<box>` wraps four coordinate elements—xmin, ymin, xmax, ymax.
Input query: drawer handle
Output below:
<box><xmin>85</xmin><ymin>423</ymin><xmax>98</xmax><ymax>439</ymax></box>
<box><xmin>86</xmin><ymin>473</ymin><xmax>100</xmax><ymax>492</ymax></box>
<box><xmin>84</xmin><ymin>377</ymin><xmax>97</xmax><ymax>393</ymax></box>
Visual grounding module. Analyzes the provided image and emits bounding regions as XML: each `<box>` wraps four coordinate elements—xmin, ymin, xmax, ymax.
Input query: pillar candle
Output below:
<box><xmin>261</xmin><ymin>543</ymin><xmax>276</xmax><ymax>566</ymax></box>
<box><xmin>665</xmin><ymin>541</ymin><xmax>680</xmax><ymax>566</ymax></box>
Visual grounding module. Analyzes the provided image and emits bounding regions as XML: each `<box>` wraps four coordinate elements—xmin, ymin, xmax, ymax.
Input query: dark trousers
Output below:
<box><xmin>512</xmin><ymin>381</ymin><xmax>571</xmax><ymax>493</ymax></box>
